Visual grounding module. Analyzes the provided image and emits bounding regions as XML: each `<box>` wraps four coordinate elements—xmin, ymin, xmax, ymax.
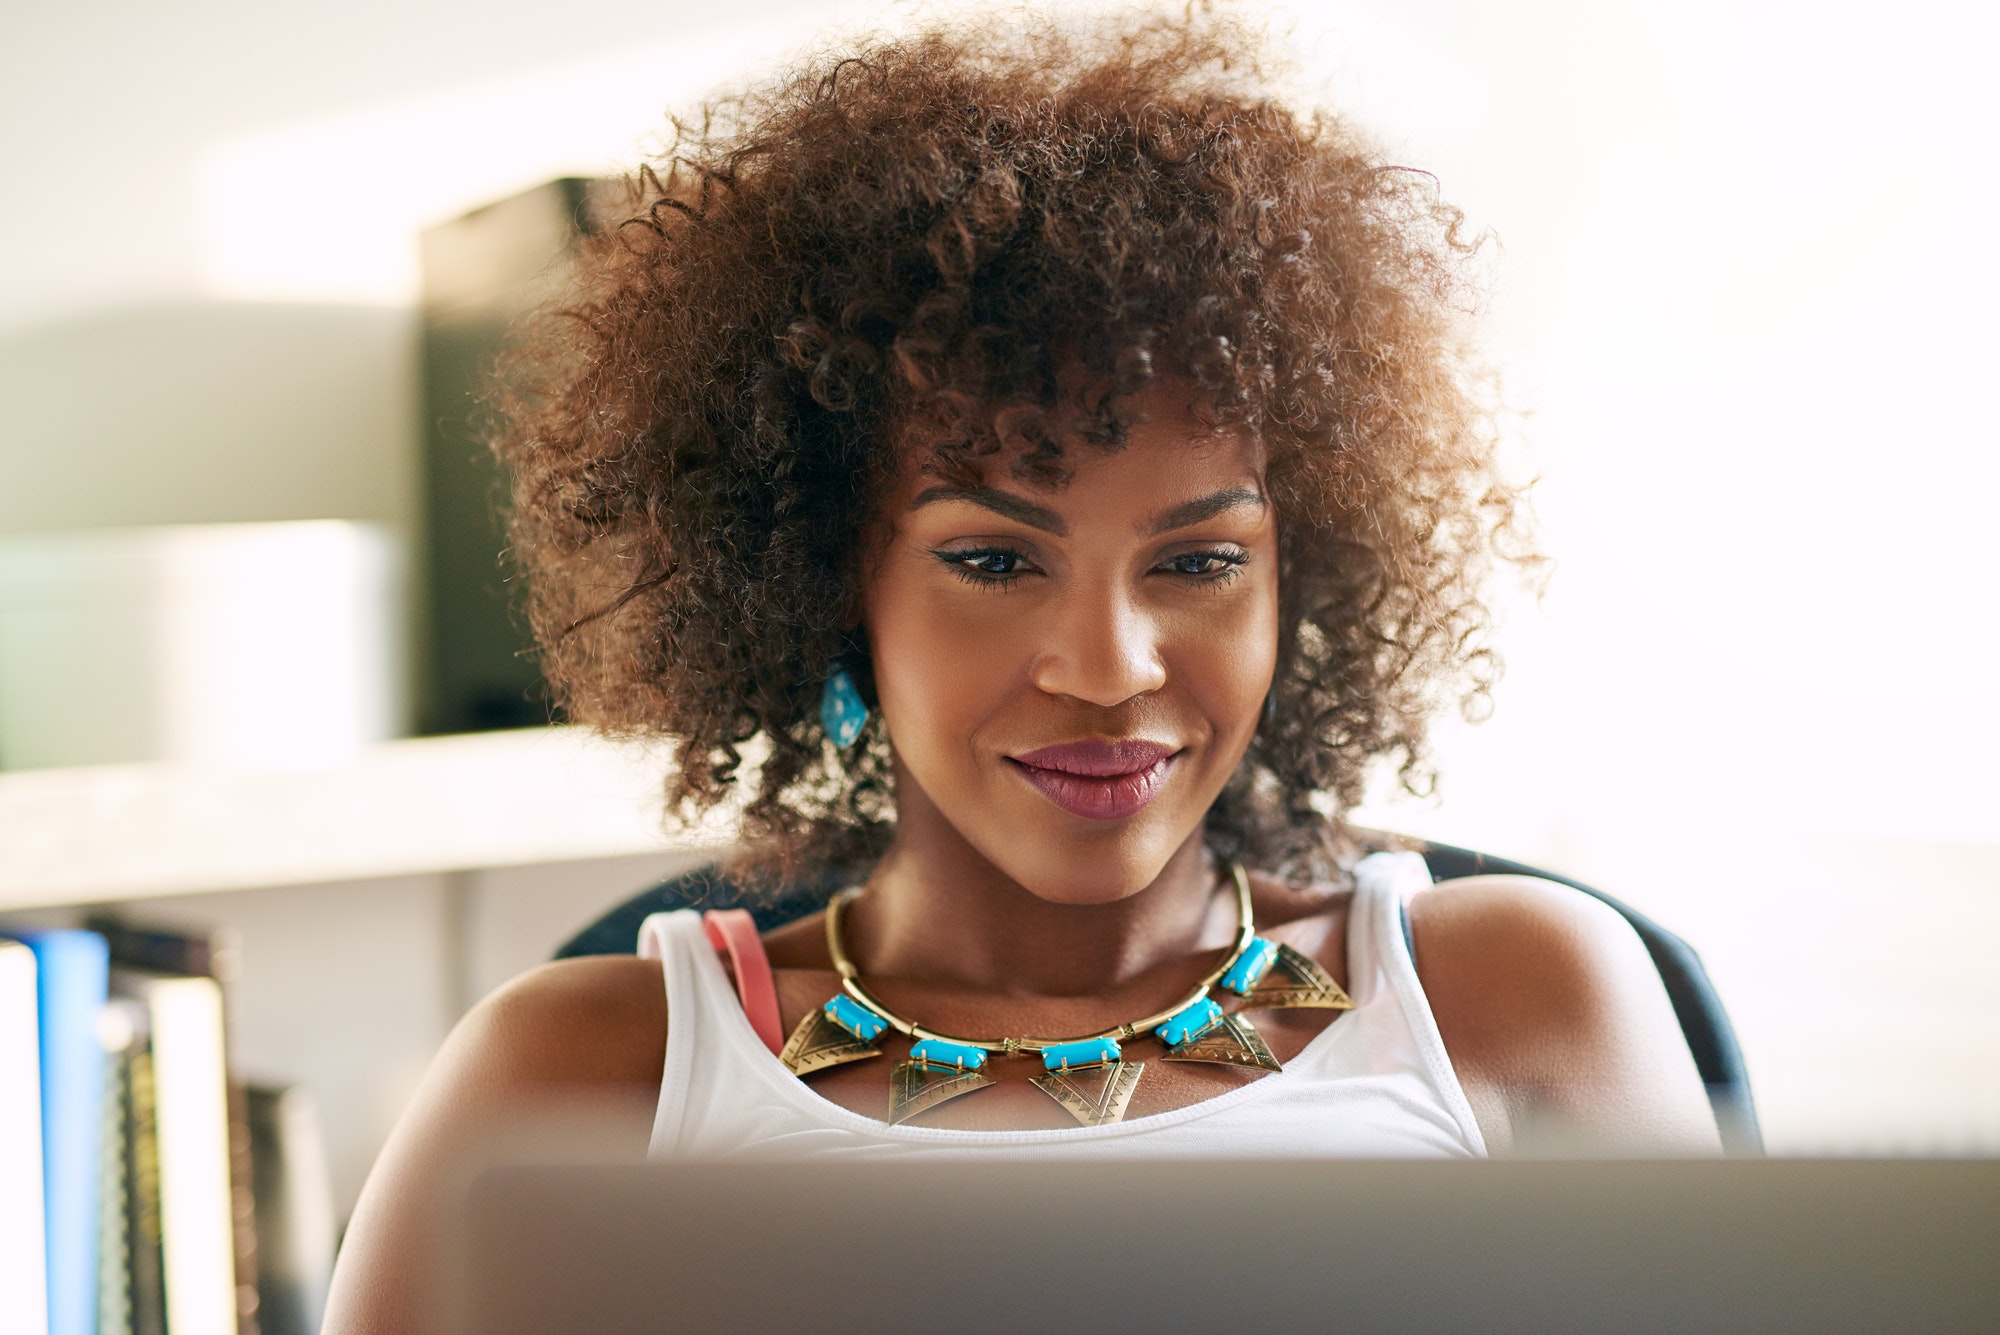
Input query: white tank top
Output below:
<box><xmin>640</xmin><ymin>850</ymin><xmax>1486</xmax><ymax>1160</ymax></box>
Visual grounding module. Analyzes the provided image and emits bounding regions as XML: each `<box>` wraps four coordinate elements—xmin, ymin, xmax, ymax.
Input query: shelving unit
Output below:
<box><xmin>0</xmin><ymin>727</ymin><xmax>738</xmax><ymax>1225</ymax></box>
<box><xmin>0</xmin><ymin>727</ymin><xmax>733</xmax><ymax>910</ymax></box>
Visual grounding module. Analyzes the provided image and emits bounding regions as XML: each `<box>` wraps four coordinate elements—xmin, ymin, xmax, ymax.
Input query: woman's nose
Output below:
<box><xmin>1028</xmin><ymin>586</ymin><xmax>1168</xmax><ymax>708</ymax></box>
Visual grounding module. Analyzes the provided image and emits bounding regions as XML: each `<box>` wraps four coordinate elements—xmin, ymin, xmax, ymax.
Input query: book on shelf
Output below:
<box><xmin>92</xmin><ymin>910</ymin><xmax>253</xmax><ymax>1335</ymax></box>
<box><xmin>242</xmin><ymin>1084</ymin><xmax>336</xmax><ymax>1335</ymax></box>
<box><xmin>100</xmin><ymin>996</ymin><xmax>164</xmax><ymax>1335</ymax></box>
<box><xmin>89</xmin><ymin>913</ymin><xmax>263</xmax><ymax>1335</ymax></box>
<box><xmin>3</xmin><ymin>911</ymin><xmax>336</xmax><ymax>1335</ymax></box>
<box><xmin>107</xmin><ymin>967</ymin><xmax>240</xmax><ymax>1335</ymax></box>
<box><xmin>7</xmin><ymin>930</ymin><xmax>111</xmax><ymax>1335</ymax></box>
<box><xmin>87</xmin><ymin>917</ymin><xmax>238</xmax><ymax>982</ymax></box>
<box><xmin>1</xmin><ymin>939</ymin><xmax>50</xmax><ymax>1335</ymax></box>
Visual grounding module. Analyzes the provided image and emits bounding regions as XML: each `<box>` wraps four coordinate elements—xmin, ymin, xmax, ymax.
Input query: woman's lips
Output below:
<box><xmin>1006</xmin><ymin>739</ymin><xmax>1180</xmax><ymax>821</ymax></box>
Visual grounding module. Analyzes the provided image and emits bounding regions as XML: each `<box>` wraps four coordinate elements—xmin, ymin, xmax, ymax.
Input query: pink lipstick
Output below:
<box><xmin>1006</xmin><ymin>738</ymin><xmax>1180</xmax><ymax>821</ymax></box>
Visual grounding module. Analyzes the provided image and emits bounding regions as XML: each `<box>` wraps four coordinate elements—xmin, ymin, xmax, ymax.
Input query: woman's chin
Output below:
<box><xmin>973</xmin><ymin>810</ymin><xmax>1201</xmax><ymax>906</ymax></box>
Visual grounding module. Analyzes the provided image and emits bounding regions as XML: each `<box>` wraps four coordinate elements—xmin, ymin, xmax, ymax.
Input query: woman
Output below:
<box><xmin>326</xmin><ymin>10</ymin><xmax>1718</xmax><ymax>1329</ymax></box>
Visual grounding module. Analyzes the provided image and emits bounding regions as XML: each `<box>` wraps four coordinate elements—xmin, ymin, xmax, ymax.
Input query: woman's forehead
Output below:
<box><xmin>888</xmin><ymin>429</ymin><xmax>1268</xmax><ymax>541</ymax></box>
<box><xmin>886</xmin><ymin>380</ymin><xmax>1268</xmax><ymax>509</ymax></box>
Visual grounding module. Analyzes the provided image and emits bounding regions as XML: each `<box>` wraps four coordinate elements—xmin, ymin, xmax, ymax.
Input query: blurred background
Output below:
<box><xmin>1</xmin><ymin>0</ymin><xmax>1994</xmax><ymax>1313</ymax></box>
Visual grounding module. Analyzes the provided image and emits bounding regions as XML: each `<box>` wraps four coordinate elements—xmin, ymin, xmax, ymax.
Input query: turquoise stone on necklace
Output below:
<box><xmin>909</xmin><ymin>1038</ymin><xmax>987</xmax><ymax>1071</ymax></box>
<box><xmin>1154</xmin><ymin>996</ymin><xmax>1224</xmax><ymax>1048</ymax></box>
<box><xmin>824</xmin><ymin>993</ymin><xmax>888</xmax><ymax>1042</ymax></box>
<box><xmin>1041</xmin><ymin>1036</ymin><xmax>1121</xmax><ymax>1070</ymax></box>
<box><xmin>1220</xmin><ymin>936</ymin><xmax>1280</xmax><ymax>995</ymax></box>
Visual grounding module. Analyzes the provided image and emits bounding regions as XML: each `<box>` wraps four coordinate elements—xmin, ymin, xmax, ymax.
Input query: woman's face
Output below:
<box><xmin>863</xmin><ymin>381</ymin><xmax>1280</xmax><ymax>904</ymax></box>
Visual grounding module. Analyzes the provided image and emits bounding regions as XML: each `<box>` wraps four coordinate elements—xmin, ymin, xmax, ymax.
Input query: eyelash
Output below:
<box><xmin>931</xmin><ymin>546</ymin><xmax>1250</xmax><ymax>589</ymax></box>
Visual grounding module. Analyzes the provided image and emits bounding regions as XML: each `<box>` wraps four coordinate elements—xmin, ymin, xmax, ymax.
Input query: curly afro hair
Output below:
<box><xmin>494</xmin><ymin>5</ymin><xmax>1533</xmax><ymax>884</ymax></box>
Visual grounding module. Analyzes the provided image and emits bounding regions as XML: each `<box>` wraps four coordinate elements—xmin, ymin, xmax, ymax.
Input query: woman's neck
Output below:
<box><xmin>848</xmin><ymin>801</ymin><xmax>1229</xmax><ymax>998</ymax></box>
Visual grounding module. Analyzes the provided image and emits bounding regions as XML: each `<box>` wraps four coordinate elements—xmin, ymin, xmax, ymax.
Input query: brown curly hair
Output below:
<box><xmin>494</xmin><ymin>5</ymin><xmax>1532</xmax><ymax>884</ymax></box>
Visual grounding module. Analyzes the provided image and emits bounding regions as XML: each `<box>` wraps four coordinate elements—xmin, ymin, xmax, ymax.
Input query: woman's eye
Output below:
<box><xmin>932</xmin><ymin>547</ymin><xmax>1031</xmax><ymax>584</ymax></box>
<box><xmin>1164</xmin><ymin>549</ymin><xmax>1247</xmax><ymax>579</ymax></box>
<box><xmin>965</xmin><ymin>552</ymin><xmax>1019</xmax><ymax>575</ymax></box>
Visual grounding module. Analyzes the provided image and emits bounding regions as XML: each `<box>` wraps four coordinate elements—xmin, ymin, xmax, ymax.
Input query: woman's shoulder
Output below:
<box><xmin>1407</xmin><ymin>873</ymin><xmax>1660</xmax><ymax>1062</ymax></box>
<box><xmin>451</xmin><ymin>953</ymin><xmax>669</xmax><ymax>1090</ymax></box>
<box><xmin>321</xmin><ymin>954</ymin><xmax>667</xmax><ymax>1332</ymax></box>
<box><xmin>1408</xmin><ymin>871</ymin><xmax>1649</xmax><ymax>994</ymax></box>
<box><xmin>1406</xmin><ymin>873</ymin><xmax>1721</xmax><ymax>1153</ymax></box>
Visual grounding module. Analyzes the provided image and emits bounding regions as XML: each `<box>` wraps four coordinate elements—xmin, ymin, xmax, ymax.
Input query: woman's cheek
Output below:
<box><xmin>871</xmin><ymin>582</ymin><xmax>1016</xmax><ymax>756</ymax></box>
<box><xmin>1189</xmin><ymin>600</ymin><xmax>1276</xmax><ymax>766</ymax></box>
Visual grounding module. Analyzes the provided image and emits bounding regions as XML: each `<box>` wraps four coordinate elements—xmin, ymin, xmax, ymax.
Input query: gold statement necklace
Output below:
<box><xmin>777</xmin><ymin>863</ymin><xmax>1356</xmax><ymax>1127</ymax></box>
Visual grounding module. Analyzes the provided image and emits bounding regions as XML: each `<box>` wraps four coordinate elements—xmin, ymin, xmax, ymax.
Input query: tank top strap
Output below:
<box><xmin>638</xmin><ymin>909</ymin><xmax>744</xmax><ymax>1157</ymax></box>
<box><xmin>1326</xmin><ymin>850</ymin><xmax>1487</xmax><ymax>1155</ymax></box>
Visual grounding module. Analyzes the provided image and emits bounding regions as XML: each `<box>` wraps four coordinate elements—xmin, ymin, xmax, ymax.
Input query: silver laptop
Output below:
<box><xmin>444</xmin><ymin>1155</ymin><xmax>1999</xmax><ymax>1333</ymax></box>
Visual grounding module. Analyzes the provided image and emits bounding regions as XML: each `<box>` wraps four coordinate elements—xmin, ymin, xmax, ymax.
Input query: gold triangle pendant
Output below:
<box><xmin>1029</xmin><ymin>1060</ymin><xmax>1144</xmax><ymax>1127</ymax></box>
<box><xmin>1161</xmin><ymin>1012</ymin><xmax>1282</xmax><ymax>1074</ymax></box>
<box><xmin>1239</xmin><ymin>942</ymin><xmax>1356</xmax><ymax>1012</ymax></box>
<box><xmin>778</xmin><ymin>1008</ymin><xmax>883</xmax><ymax>1077</ymax></box>
<box><xmin>888</xmin><ymin>1060</ymin><xmax>994</xmax><ymax>1125</ymax></box>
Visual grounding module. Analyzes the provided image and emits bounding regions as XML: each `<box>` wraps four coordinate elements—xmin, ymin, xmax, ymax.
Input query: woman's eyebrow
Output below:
<box><xmin>1147</xmin><ymin>486</ymin><xmax>1266</xmax><ymax>534</ymax></box>
<box><xmin>908</xmin><ymin>485</ymin><xmax>1067</xmax><ymax>535</ymax></box>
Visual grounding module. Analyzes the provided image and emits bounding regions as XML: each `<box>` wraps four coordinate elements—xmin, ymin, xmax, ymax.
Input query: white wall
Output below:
<box><xmin>0</xmin><ymin>0</ymin><xmax>830</xmax><ymax>538</ymax></box>
<box><xmin>0</xmin><ymin>305</ymin><xmax>414</xmax><ymax>536</ymax></box>
<box><xmin>0</xmin><ymin>0</ymin><xmax>829</xmax><ymax>332</ymax></box>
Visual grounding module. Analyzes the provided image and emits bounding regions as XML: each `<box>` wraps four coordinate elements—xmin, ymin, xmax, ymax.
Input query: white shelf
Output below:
<box><xmin>0</xmin><ymin>728</ymin><xmax>731</xmax><ymax>909</ymax></box>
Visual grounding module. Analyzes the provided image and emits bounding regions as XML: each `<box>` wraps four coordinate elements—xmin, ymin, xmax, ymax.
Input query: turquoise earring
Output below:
<box><xmin>820</xmin><ymin>664</ymin><xmax>869</xmax><ymax>748</ymax></box>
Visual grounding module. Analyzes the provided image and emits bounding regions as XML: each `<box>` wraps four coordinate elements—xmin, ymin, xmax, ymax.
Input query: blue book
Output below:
<box><xmin>0</xmin><ymin>941</ymin><xmax>48</xmax><ymax>1335</ymax></box>
<box><xmin>17</xmin><ymin>931</ymin><xmax>109</xmax><ymax>1335</ymax></box>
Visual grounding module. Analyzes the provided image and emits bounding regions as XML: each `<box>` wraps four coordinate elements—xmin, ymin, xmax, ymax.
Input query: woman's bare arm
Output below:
<box><xmin>1410</xmin><ymin>874</ymin><xmax>1723</xmax><ymax>1156</ymax></box>
<box><xmin>321</xmin><ymin>954</ymin><xmax>667</xmax><ymax>1335</ymax></box>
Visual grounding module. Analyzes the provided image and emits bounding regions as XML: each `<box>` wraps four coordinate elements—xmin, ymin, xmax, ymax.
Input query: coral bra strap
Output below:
<box><xmin>702</xmin><ymin>908</ymin><xmax>785</xmax><ymax>1056</ymax></box>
